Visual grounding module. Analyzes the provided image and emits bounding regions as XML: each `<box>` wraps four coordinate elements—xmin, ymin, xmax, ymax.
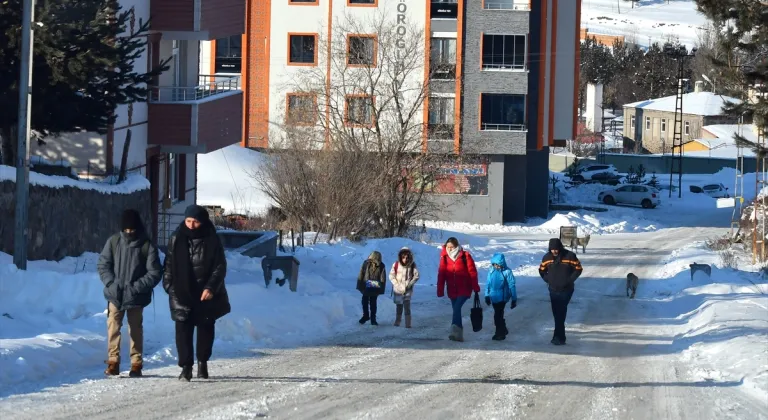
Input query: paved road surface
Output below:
<box><xmin>2</xmin><ymin>227</ymin><xmax>766</xmax><ymax>419</ymax></box>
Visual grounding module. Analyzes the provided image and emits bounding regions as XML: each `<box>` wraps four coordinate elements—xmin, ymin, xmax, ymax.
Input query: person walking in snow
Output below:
<box><xmin>389</xmin><ymin>247</ymin><xmax>420</xmax><ymax>328</ymax></box>
<box><xmin>163</xmin><ymin>205</ymin><xmax>231</xmax><ymax>381</ymax></box>
<box><xmin>539</xmin><ymin>238</ymin><xmax>583</xmax><ymax>346</ymax></box>
<box><xmin>484</xmin><ymin>253</ymin><xmax>517</xmax><ymax>341</ymax></box>
<box><xmin>356</xmin><ymin>251</ymin><xmax>387</xmax><ymax>325</ymax></box>
<box><xmin>437</xmin><ymin>237</ymin><xmax>480</xmax><ymax>342</ymax></box>
<box><xmin>97</xmin><ymin>209</ymin><xmax>162</xmax><ymax>378</ymax></box>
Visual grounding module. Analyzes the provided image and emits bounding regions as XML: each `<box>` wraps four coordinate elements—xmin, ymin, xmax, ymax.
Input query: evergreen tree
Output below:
<box><xmin>695</xmin><ymin>0</ymin><xmax>768</xmax><ymax>152</ymax></box>
<box><xmin>0</xmin><ymin>0</ymin><xmax>167</xmax><ymax>166</ymax></box>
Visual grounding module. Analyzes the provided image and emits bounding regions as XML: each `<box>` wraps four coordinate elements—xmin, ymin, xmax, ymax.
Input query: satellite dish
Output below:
<box><xmin>702</xmin><ymin>74</ymin><xmax>712</xmax><ymax>83</ymax></box>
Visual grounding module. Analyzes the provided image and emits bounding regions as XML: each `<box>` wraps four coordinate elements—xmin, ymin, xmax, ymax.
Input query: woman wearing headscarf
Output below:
<box><xmin>163</xmin><ymin>205</ymin><xmax>231</xmax><ymax>381</ymax></box>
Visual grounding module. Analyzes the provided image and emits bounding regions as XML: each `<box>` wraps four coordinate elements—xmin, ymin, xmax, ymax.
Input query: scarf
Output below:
<box><xmin>447</xmin><ymin>246</ymin><xmax>461</xmax><ymax>261</ymax></box>
<box><xmin>172</xmin><ymin>221</ymin><xmax>213</xmax><ymax>307</ymax></box>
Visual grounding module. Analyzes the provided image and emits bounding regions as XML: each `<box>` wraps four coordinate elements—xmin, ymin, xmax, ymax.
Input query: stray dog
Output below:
<box><xmin>626</xmin><ymin>273</ymin><xmax>639</xmax><ymax>299</ymax></box>
<box><xmin>689</xmin><ymin>262</ymin><xmax>712</xmax><ymax>281</ymax></box>
<box><xmin>570</xmin><ymin>234</ymin><xmax>591</xmax><ymax>254</ymax></box>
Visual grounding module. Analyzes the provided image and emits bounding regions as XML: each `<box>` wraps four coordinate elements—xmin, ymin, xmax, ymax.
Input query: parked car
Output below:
<box><xmin>701</xmin><ymin>183</ymin><xmax>730</xmax><ymax>198</ymax></box>
<box><xmin>571</xmin><ymin>164</ymin><xmax>620</xmax><ymax>182</ymax></box>
<box><xmin>598</xmin><ymin>184</ymin><xmax>661</xmax><ymax>209</ymax></box>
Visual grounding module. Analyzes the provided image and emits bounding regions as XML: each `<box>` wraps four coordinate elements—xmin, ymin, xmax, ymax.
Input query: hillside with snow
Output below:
<box><xmin>582</xmin><ymin>0</ymin><xmax>709</xmax><ymax>48</ymax></box>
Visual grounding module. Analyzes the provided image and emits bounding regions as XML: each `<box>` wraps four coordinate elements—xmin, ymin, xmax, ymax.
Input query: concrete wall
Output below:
<box><xmin>431</xmin><ymin>155</ymin><xmax>506</xmax><ymax>224</ymax></box>
<box><xmin>461</xmin><ymin>2</ymin><xmax>529</xmax><ymax>155</ymax></box>
<box><xmin>0</xmin><ymin>179</ymin><xmax>151</xmax><ymax>261</ymax></box>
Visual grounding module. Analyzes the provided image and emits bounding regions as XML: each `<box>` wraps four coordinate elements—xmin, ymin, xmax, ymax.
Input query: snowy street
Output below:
<box><xmin>2</xmin><ymin>227</ymin><xmax>765</xmax><ymax>420</ymax></box>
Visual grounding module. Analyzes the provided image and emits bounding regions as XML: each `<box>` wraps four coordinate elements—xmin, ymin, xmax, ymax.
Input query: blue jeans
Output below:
<box><xmin>450</xmin><ymin>296</ymin><xmax>470</xmax><ymax>328</ymax></box>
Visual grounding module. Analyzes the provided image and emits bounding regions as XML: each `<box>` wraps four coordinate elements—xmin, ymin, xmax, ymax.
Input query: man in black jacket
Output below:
<box><xmin>539</xmin><ymin>238</ymin><xmax>583</xmax><ymax>345</ymax></box>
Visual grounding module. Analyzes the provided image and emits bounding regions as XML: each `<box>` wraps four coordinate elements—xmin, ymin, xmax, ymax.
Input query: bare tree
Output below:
<box><xmin>257</xmin><ymin>10</ymin><xmax>463</xmax><ymax>239</ymax></box>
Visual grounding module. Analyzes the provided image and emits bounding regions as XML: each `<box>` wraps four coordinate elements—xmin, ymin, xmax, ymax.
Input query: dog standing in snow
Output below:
<box><xmin>570</xmin><ymin>234</ymin><xmax>591</xmax><ymax>254</ymax></box>
<box><xmin>626</xmin><ymin>273</ymin><xmax>639</xmax><ymax>299</ymax></box>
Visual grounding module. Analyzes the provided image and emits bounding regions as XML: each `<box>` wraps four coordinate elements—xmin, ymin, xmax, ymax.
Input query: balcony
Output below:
<box><xmin>148</xmin><ymin>75</ymin><xmax>243</xmax><ymax>153</ymax></box>
<box><xmin>431</xmin><ymin>63</ymin><xmax>457</xmax><ymax>80</ymax></box>
<box><xmin>483</xmin><ymin>0</ymin><xmax>531</xmax><ymax>11</ymax></box>
<box><xmin>150</xmin><ymin>0</ymin><xmax>245</xmax><ymax>40</ymax></box>
<box><xmin>480</xmin><ymin>123</ymin><xmax>527</xmax><ymax>132</ymax></box>
<box><xmin>428</xmin><ymin>123</ymin><xmax>456</xmax><ymax>140</ymax></box>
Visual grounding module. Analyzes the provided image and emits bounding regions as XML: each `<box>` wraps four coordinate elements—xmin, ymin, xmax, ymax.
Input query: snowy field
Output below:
<box><xmin>582</xmin><ymin>0</ymin><xmax>709</xmax><ymax>48</ymax></box>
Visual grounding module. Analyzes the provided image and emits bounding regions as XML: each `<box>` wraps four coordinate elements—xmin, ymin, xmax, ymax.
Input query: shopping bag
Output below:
<box><xmin>470</xmin><ymin>292</ymin><xmax>483</xmax><ymax>332</ymax></box>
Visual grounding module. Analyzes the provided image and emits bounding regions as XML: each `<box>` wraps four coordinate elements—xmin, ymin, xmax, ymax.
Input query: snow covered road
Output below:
<box><xmin>2</xmin><ymin>228</ymin><xmax>766</xmax><ymax>419</ymax></box>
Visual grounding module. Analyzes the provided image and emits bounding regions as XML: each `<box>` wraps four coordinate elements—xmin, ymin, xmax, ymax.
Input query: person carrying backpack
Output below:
<box><xmin>356</xmin><ymin>251</ymin><xmax>387</xmax><ymax>325</ymax></box>
<box><xmin>389</xmin><ymin>247</ymin><xmax>420</xmax><ymax>328</ymax></box>
<box><xmin>484</xmin><ymin>253</ymin><xmax>517</xmax><ymax>341</ymax></box>
<box><xmin>437</xmin><ymin>237</ymin><xmax>480</xmax><ymax>342</ymax></box>
<box><xmin>97</xmin><ymin>209</ymin><xmax>162</xmax><ymax>377</ymax></box>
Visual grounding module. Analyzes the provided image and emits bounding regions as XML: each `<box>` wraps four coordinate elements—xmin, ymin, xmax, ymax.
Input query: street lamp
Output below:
<box><xmin>664</xmin><ymin>42</ymin><xmax>696</xmax><ymax>199</ymax></box>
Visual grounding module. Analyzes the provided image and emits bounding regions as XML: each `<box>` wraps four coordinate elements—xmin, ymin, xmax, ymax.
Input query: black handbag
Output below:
<box><xmin>470</xmin><ymin>292</ymin><xmax>483</xmax><ymax>332</ymax></box>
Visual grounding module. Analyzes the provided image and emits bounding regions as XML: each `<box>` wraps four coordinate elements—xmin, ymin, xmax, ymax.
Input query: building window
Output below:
<box><xmin>484</xmin><ymin>0</ymin><xmax>528</xmax><ymax>10</ymax></box>
<box><xmin>348</xmin><ymin>0</ymin><xmax>377</xmax><ymax>6</ymax></box>
<box><xmin>630</xmin><ymin>117</ymin><xmax>635</xmax><ymax>129</ymax></box>
<box><xmin>480</xmin><ymin>93</ymin><xmax>526</xmax><ymax>131</ymax></box>
<box><xmin>168</xmin><ymin>153</ymin><xmax>183</xmax><ymax>203</ymax></box>
<box><xmin>684</xmin><ymin>121</ymin><xmax>690</xmax><ymax>135</ymax></box>
<box><xmin>646</xmin><ymin>117</ymin><xmax>651</xmax><ymax>130</ymax></box>
<box><xmin>428</xmin><ymin>97</ymin><xmax>455</xmax><ymax>140</ymax></box>
<box><xmin>482</xmin><ymin>34</ymin><xmax>526</xmax><ymax>70</ymax></box>
<box><xmin>347</xmin><ymin>35</ymin><xmax>377</xmax><ymax>67</ymax></box>
<box><xmin>661</xmin><ymin>118</ymin><xmax>666</xmax><ymax>133</ymax></box>
<box><xmin>345</xmin><ymin>95</ymin><xmax>375</xmax><ymax>126</ymax></box>
<box><xmin>286</xmin><ymin>93</ymin><xmax>317</xmax><ymax>125</ymax></box>
<box><xmin>431</xmin><ymin>38</ymin><xmax>457</xmax><ymax>79</ymax></box>
<box><xmin>290</xmin><ymin>0</ymin><xmax>318</xmax><ymax>4</ymax></box>
<box><xmin>214</xmin><ymin>35</ymin><xmax>241</xmax><ymax>73</ymax></box>
<box><xmin>288</xmin><ymin>34</ymin><xmax>317</xmax><ymax>65</ymax></box>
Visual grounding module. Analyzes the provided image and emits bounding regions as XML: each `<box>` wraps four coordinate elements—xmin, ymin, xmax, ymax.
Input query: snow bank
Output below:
<box><xmin>197</xmin><ymin>145</ymin><xmax>274</xmax><ymax>215</ymax></box>
<box><xmin>0</xmin><ymin>165</ymin><xmax>149</xmax><ymax>194</ymax></box>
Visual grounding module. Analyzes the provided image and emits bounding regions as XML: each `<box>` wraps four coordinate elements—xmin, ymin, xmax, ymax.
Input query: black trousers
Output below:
<box><xmin>492</xmin><ymin>302</ymin><xmax>507</xmax><ymax>335</ymax></box>
<box><xmin>362</xmin><ymin>295</ymin><xmax>378</xmax><ymax>318</ymax></box>
<box><xmin>175</xmin><ymin>320</ymin><xmax>215</xmax><ymax>367</ymax></box>
<box><xmin>549</xmin><ymin>289</ymin><xmax>574</xmax><ymax>342</ymax></box>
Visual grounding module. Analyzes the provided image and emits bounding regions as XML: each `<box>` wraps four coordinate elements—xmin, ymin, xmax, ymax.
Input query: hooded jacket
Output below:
<box><xmin>539</xmin><ymin>238</ymin><xmax>583</xmax><ymax>292</ymax></box>
<box><xmin>485</xmin><ymin>253</ymin><xmax>517</xmax><ymax>304</ymax></box>
<box><xmin>437</xmin><ymin>246</ymin><xmax>480</xmax><ymax>299</ymax></box>
<box><xmin>97</xmin><ymin>231</ymin><xmax>162</xmax><ymax>311</ymax></box>
<box><xmin>389</xmin><ymin>247</ymin><xmax>420</xmax><ymax>300</ymax></box>
<box><xmin>357</xmin><ymin>251</ymin><xmax>387</xmax><ymax>297</ymax></box>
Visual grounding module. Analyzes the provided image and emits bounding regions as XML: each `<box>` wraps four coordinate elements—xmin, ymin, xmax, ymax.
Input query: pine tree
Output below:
<box><xmin>695</xmin><ymin>0</ymin><xmax>768</xmax><ymax>152</ymax></box>
<box><xmin>0</xmin><ymin>0</ymin><xmax>168</xmax><ymax>166</ymax></box>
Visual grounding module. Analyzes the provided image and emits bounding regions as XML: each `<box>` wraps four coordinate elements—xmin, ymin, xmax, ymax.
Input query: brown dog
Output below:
<box><xmin>626</xmin><ymin>273</ymin><xmax>639</xmax><ymax>299</ymax></box>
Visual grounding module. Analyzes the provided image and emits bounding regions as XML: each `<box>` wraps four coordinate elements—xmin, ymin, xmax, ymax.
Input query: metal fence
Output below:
<box><xmin>150</xmin><ymin>75</ymin><xmax>241</xmax><ymax>103</ymax></box>
<box><xmin>481</xmin><ymin>123</ymin><xmax>527</xmax><ymax>132</ymax></box>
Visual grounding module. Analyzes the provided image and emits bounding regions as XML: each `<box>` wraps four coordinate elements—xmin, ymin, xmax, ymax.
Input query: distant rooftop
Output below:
<box><xmin>624</xmin><ymin>92</ymin><xmax>740</xmax><ymax>116</ymax></box>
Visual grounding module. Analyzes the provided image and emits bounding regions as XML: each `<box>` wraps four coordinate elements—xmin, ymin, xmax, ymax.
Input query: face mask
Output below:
<box><xmin>124</xmin><ymin>231</ymin><xmax>137</xmax><ymax>241</ymax></box>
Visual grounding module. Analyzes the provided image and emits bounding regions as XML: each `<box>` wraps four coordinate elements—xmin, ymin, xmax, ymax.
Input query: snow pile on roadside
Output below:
<box><xmin>649</xmin><ymin>242</ymin><xmax>768</xmax><ymax>401</ymax></box>
<box><xmin>0</xmin><ymin>165</ymin><xmax>149</xmax><ymax>194</ymax></box>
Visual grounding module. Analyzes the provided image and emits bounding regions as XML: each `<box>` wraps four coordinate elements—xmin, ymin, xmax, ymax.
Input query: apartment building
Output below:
<box><xmin>201</xmin><ymin>0</ymin><xmax>581</xmax><ymax>223</ymax></box>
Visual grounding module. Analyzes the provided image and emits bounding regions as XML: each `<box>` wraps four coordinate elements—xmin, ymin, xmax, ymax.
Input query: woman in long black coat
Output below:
<box><xmin>163</xmin><ymin>205</ymin><xmax>231</xmax><ymax>381</ymax></box>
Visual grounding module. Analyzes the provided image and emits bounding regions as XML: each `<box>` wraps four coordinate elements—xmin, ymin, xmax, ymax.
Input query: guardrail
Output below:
<box><xmin>150</xmin><ymin>75</ymin><xmax>241</xmax><ymax>103</ymax></box>
<box><xmin>481</xmin><ymin>123</ymin><xmax>527</xmax><ymax>132</ymax></box>
<box><xmin>483</xmin><ymin>1</ymin><xmax>531</xmax><ymax>11</ymax></box>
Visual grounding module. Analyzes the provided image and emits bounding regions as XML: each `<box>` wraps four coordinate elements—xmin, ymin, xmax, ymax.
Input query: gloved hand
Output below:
<box><xmin>510</xmin><ymin>300</ymin><xmax>517</xmax><ymax>309</ymax></box>
<box><xmin>484</xmin><ymin>296</ymin><xmax>491</xmax><ymax>306</ymax></box>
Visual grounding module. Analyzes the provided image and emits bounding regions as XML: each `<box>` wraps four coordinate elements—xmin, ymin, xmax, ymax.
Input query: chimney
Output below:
<box><xmin>585</xmin><ymin>83</ymin><xmax>604</xmax><ymax>133</ymax></box>
<box><xmin>695</xmin><ymin>81</ymin><xmax>705</xmax><ymax>93</ymax></box>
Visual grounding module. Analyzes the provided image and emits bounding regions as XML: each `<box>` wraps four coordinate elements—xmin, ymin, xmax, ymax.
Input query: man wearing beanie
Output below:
<box><xmin>97</xmin><ymin>209</ymin><xmax>162</xmax><ymax>377</ymax></box>
<box><xmin>538</xmin><ymin>238</ymin><xmax>583</xmax><ymax>346</ymax></box>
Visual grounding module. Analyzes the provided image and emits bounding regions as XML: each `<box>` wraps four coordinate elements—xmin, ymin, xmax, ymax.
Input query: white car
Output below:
<box><xmin>598</xmin><ymin>184</ymin><xmax>661</xmax><ymax>209</ymax></box>
<box><xmin>571</xmin><ymin>164</ymin><xmax>620</xmax><ymax>182</ymax></box>
<box><xmin>701</xmin><ymin>183</ymin><xmax>730</xmax><ymax>198</ymax></box>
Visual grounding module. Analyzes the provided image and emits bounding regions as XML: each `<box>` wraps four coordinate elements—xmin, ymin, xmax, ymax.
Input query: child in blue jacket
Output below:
<box><xmin>484</xmin><ymin>253</ymin><xmax>517</xmax><ymax>340</ymax></box>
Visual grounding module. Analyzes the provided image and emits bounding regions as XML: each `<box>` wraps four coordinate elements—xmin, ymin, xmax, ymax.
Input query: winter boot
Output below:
<box><xmin>359</xmin><ymin>314</ymin><xmax>370</xmax><ymax>324</ymax></box>
<box><xmin>197</xmin><ymin>362</ymin><xmax>209</xmax><ymax>379</ymax></box>
<box><xmin>405</xmin><ymin>315</ymin><xmax>412</xmax><ymax>329</ymax></box>
<box><xmin>370</xmin><ymin>315</ymin><xmax>378</xmax><ymax>326</ymax></box>
<box><xmin>128</xmin><ymin>362</ymin><xmax>142</xmax><ymax>378</ymax></box>
<box><xmin>394</xmin><ymin>305</ymin><xmax>403</xmax><ymax>327</ymax></box>
<box><xmin>551</xmin><ymin>336</ymin><xmax>564</xmax><ymax>346</ymax></box>
<box><xmin>104</xmin><ymin>361</ymin><xmax>119</xmax><ymax>376</ymax></box>
<box><xmin>179</xmin><ymin>365</ymin><xmax>193</xmax><ymax>382</ymax></box>
<box><xmin>449</xmin><ymin>325</ymin><xmax>464</xmax><ymax>342</ymax></box>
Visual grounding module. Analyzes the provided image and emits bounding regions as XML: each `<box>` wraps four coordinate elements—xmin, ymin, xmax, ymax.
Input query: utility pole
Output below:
<box><xmin>664</xmin><ymin>43</ymin><xmax>696</xmax><ymax>199</ymax></box>
<box><xmin>14</xmin><ymin>0</ymin><xmax>35</xmax><ymax>270</ymax></box>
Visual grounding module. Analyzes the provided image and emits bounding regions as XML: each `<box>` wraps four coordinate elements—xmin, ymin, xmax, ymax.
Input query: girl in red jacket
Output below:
<box><xmin>437</xmin><ymin>237</ymin><xmax>480</xmax><ymax>342</ymax></box>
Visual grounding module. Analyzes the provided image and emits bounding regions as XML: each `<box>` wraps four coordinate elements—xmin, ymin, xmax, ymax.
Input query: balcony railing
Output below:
<box><xmin>483</xmin><ymin>0</ymin><xmax>531</xmax><ymax>11</ymax></box>
<box><xmin>482</xmin><ymin>61</ymin><xmax>526</xmax><ymax>71</ymax></box>
<box><xmin>150</xmin><ymin>75</ymin><xmax>241</xmax><ymax>103</ymax></box>
<box><xmin>428</xmin><ymin>123</ymin><xmax>455</xmax><ymax>140</ymax></box>
<box><xmin>431</xmin><ymin>63</ymin><xmax>457</xmax><ymax>80</ymax></box>
<box><xmin>481</xmin><ymin>123</ymin><xmax>527</xmax><ymax>132</ymax></box>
